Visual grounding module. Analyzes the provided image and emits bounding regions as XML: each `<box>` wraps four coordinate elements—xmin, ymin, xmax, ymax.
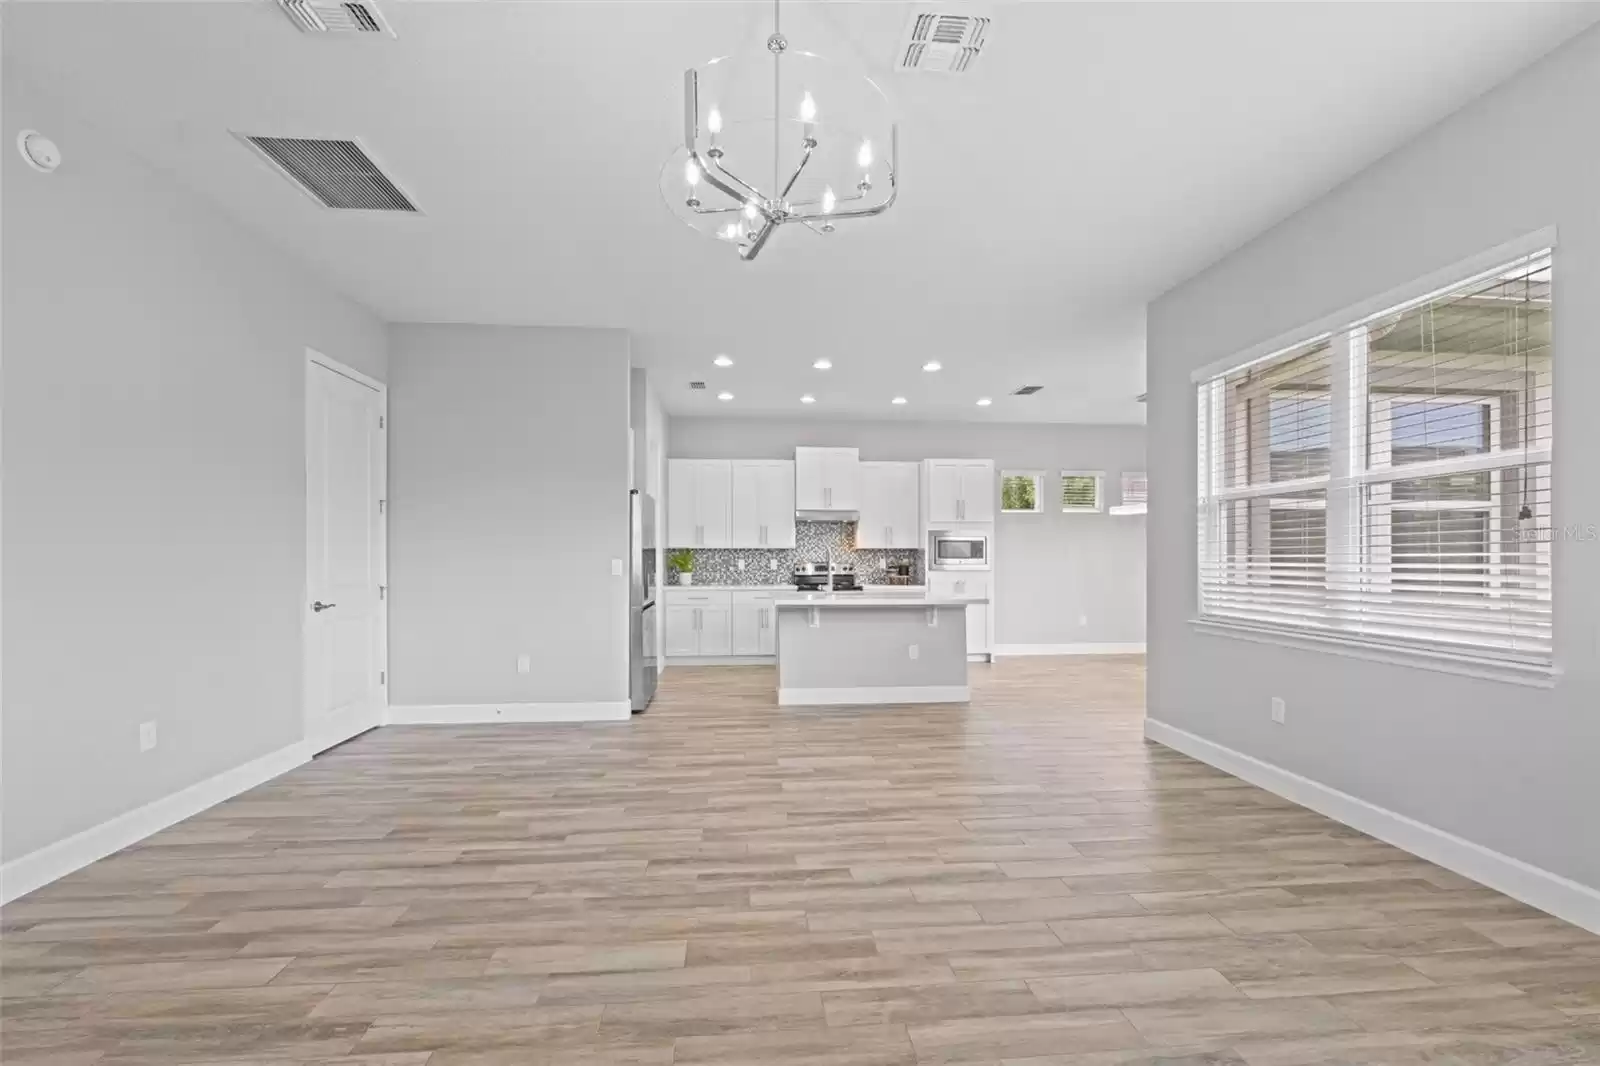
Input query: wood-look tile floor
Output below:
<box><xmin>6</xmin><ymin>657</ymin><xmax>1600</xmax><ymax>1065</ymax></box>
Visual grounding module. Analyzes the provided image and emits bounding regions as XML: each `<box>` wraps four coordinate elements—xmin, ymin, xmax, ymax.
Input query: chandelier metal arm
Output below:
<box><xmin>792</xmin><ymin>124</ymin><xmax>899</xmax><ymax>223</ymax></box>
<box><xmin>778</xmin><ymin>142</ymin><xmax>814</xmax><ymax>202</ymax></box>
<box><xmin>688</xmin><ymin>148</ymin><xmax>764</xmax><ymax>216</ymax></box>
<box><xmin>741</xmin><ymin>218</ymin><xmax>780</xmax><ymax>260</ymax></box>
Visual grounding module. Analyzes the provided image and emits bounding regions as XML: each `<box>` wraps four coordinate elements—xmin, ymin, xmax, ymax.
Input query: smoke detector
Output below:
<box><xmin>895</xmin><ymin>10</ymin><xmax>990</xmax><ymax>74</ymax></box>
<box><xmin>276</xmin><ymin>0</ymin><xmax>394</xmax><ymax>36</ymax></box>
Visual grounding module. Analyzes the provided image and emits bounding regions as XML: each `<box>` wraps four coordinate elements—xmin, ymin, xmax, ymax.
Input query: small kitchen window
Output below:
<box><xmin>1061</xmin><ymin>471</ymin><xmax>1104</xmax><ymax>513</ymax></box>
<box><xmin>1001</xmin><ymin>471</ymin><xmax>1043</xmax><ymax>513</ymax></box>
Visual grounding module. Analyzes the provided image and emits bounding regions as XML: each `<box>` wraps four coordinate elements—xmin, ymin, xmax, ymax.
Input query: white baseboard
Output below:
<box><xmin>994</xmin><ymin>642</ymin><xmax>1147</xmax><ymax>657</ymax></box>
<box><xmin>0</xmin><ymin>740</ymin><xmax>313</xmax><ymax>905</ymax></box>
<box><xmin>779</xmin><ymin>685</ymin><xmax>970</xmax><ymax>707</ymax></box>
<box><xmin>1144</xmin><ymin>718</ymin><xmax>1600</xmax><ymax>936</ymax></box>
<box><xmin>385</xmin><ymin>702</ymin><xmax>631</xmax><ymax>725</ymax></box>
<box><xmin>666</xmin><ymin>656</ymin><xmax>776</xmax><ymax>666</ymax></box>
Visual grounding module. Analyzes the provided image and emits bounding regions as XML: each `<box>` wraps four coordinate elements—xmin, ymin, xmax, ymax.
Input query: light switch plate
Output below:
<box><xmin>139</xmin><ymin>721</ymin><xmax>158</xmax><ymax>752</ymax></box>
<box><xmin>1270</xmin><ymin>697</ymin><xmax>1286</xmax><ymax>724</ymax></box>
<box><xmin>517</xmin><ymin>655</ymin><xmax>531</xmax><ymax>674</ymax></box>
<box><xmin>611</xmin><ymin>558</ymin><xmax>623</xmax><ymax>576</ymax></box>
<box><xmin>908</xmin><ymin>644</ymin><xmax>919</xmax><ymax>660</ymax></box>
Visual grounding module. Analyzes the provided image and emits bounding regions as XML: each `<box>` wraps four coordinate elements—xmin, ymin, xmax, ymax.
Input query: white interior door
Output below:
<box><xmin>305</xmin><ymin>353</ymin><xmax>386</xmax><ymax>755</ymax></box>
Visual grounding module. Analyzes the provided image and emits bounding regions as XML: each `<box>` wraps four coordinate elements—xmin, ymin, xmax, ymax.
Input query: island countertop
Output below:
<box><xmin>773</xmin><ymin>590</ymin><xmax>989</xmax><ymax>608</ymax></box>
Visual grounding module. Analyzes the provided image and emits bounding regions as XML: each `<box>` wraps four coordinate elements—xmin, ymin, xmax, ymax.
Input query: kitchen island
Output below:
<box><xmin>773</xmin><ymin>589</ymin><xmax>989</xmax><ymax>706</ymax></box>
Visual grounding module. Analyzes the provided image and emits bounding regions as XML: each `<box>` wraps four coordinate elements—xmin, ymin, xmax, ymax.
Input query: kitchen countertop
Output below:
<box><xmin>773</xmin><ymin>589</ymin><xmax>988</xmax><ymax>608</ymax></box>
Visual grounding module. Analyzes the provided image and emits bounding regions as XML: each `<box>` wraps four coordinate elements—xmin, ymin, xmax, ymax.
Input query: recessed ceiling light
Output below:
<box><xmin>891</xmin><ymin>396</ymin><xmax>907</xmax><ymax>405</ymax></box>
<box><xmin>800</xmin><ymin>394</ymin><xmax>816</xmax><ymax>404</ymax></box>
<box><xmin>717</xmin><ymin>391</ymin><xmax>734</xmax><ymax>401</ymax></box>
<box><xmin>976</xmin><ymin>397</ymin><xmax>992</xmax><ymax>406</ymax></box>
<box><xmin>813</xmin><ymin>358</ymin><xmax>832</xmax><ymax>370</ymax></box>
<box><xmin>713</xmin><ymin>354</ymin><xmax>733</xmax><ymax>367</ymax></box>
<box><xmin>922</xmin><ymin>361</ymin><xmax>942</xmax><ymax>372</ymax></box>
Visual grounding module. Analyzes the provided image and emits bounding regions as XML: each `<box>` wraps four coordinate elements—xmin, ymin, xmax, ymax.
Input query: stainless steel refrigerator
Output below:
<box><xmin>629</xmin><ymin>489</ymin><xmax>659</xmax><ymax>712</ymax></box>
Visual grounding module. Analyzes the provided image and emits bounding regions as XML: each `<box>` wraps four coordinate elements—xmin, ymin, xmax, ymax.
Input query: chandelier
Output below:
<box><xmin>660</xmin><ymin>0</ymin><xmax>899</xmax><ymax>262</ymax></box>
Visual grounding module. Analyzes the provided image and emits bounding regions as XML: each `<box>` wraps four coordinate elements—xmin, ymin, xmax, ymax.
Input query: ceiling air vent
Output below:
<box><xmin>1012</xmin><ymin>384</ymin><xmax>1044</xmax><ymax>396</ymax></box>
<box><xmin>239</xmin><ymin>136</ymin><xmax>419</xmax><ymax>212</ymax></box>
<box><xmin>276</xmin><ymin>0</ymin><xmax>394</xmax><ymax>35</ymax></box>
<box><xmin>689</xmin><ymin>381</ymin><xmax>708</xmax><ymax>391</ymax></box>
<box><xmin>896</xmin><ymin>11</ymin><xmax>990</xmax><ymax>74</ymax></box>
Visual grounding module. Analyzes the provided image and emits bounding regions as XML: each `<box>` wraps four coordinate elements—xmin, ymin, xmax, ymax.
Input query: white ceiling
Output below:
<box><xmin>8</xmin><ymin>1</ymin><xmax>1597</xmax><ymax>423</ymax></box>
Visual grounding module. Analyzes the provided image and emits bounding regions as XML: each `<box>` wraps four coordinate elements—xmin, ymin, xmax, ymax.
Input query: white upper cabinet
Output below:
<box><xmin>795</xmin><ymin>447</ymin><xmax>860</xmax><ymax>512</ymax></box>
<box><xmin>857</xmin><ymin>462</ymin><xmax>921</xmax><ymax>549</ymax></box>
<box><xmin>925</xmin><ymin>460</ymin><xmax>995</xmax><ymax>525</ymax></box>
<box><xmin>730</xmin><ymin>460</ymin><xmax>796</xmax><ymax>549</ymax></box>
<box><xmin>668</xmin><ymin>459</ymin><xmax>732</xmax><ymax>548</ymax></box>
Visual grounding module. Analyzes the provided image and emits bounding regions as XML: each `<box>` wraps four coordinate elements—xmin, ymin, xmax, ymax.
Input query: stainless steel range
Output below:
<box><xmin>793</xmin><ymin>561</ymin><xmax>861</xmax><ymax>592</ymax></box>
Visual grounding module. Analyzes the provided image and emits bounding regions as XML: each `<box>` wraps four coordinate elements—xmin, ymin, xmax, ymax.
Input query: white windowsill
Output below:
<box><xmin>1188</xmin><ymin>618</ymin><xmax>1560</xmax><ymax>689</ymax></box>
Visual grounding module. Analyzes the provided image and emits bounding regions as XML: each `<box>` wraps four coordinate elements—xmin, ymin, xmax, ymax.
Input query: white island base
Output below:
<box><xmin>773</xmin><ymin>591</ymin><xmax>988</xmax><ymax>706</ymax></box>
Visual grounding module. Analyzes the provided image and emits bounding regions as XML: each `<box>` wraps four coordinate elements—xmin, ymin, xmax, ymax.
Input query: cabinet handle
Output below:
<box><xmin>825</xmin><ymin>486</ymin><xmax>832</xmax><ymax>507</ymax></box>
<box><xmin>694</xmin><ymin>607</ymin><xmax>701</xmax><ymax>631</ymax></box>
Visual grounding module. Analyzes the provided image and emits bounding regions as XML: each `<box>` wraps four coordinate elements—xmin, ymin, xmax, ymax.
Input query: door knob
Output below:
<box><xmin>312</xmin><ymin>601</ymin><xmax>337</xmax><ymax>613</ymax></box>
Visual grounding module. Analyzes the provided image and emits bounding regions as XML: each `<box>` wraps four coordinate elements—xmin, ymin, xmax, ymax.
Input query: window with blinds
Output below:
<box><xmin>1196</xmin><ymin>249</ymin><xmax>1553</xmax><ymax>665</ymax></box>
<box><xmin>1061</xmin><ymin>472</ymin><xmax>1104</xmax><ymax>513</ymax></box>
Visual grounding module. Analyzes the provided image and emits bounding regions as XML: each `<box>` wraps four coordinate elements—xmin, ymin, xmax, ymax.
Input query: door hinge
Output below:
<box><xmin>378</xmin><ymin>499</ymin><xmax>386</xmax><ymax>515</ymax></box>
<box><xmin>380</xmin><ymin>670</ymin><xmax>386</xmax><ymax>685</ymax></box>
<box><xmin>379</xmin><ymin>585</ymin><xmax>387</xmax><ymax>600</ymax></box>
<box><xmin>378</xmin><ymin>414</ymin><xmax>385</xmax><ymax>429</ymax></box>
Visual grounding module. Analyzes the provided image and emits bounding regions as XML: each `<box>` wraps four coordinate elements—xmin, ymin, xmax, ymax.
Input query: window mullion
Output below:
<box><xmin>1326</xmin><ymin>327</ymin><xmax>1366</xmax><ymax>629</ymax></box>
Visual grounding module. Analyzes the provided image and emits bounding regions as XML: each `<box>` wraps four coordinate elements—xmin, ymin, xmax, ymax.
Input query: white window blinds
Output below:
<box><xmin>1197</xmin><ymin>250</ymin><xmax>1553</xmax><ymax>665</ymax></box>
<box><xmin>1062</xmin><ymin>472</ymin><xmax>1103</xmax><ymax>513</ymax></box>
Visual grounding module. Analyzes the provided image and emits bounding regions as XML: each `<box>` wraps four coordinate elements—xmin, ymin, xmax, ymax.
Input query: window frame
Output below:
<box><xmin>1111</xmin><ymin>471</ymin><xmax>1148</xmax><ymax>515</ymax></box>
<box><xmin>1190</xmin><ymin>232</ymin><xmax>1557</xmax><ymax>684</ymax></box>
<box><xmin>1000</xmin><ymin>470</ymin><xmax>1044</xmax><ymax>514</ymax></box>
<box><xmin>1060</xmin><ymin>470</ymin><xmax>1105</xmax><ymax>514</ymax></box>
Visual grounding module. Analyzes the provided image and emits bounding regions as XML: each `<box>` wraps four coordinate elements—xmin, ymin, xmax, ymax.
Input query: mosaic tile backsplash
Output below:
<box><xmin>672</xmin><ymin>521</ymin><xmax>925</xmax><ymax>586</ymax></box>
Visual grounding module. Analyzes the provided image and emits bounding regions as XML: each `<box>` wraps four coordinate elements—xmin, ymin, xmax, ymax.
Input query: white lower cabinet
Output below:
<box><xmin>665</xmin><ymin>591</ymin><xmax>732</xmax><ymax>657</ymax></box>
<box><xmin>929</xmin><ymin>572</ymin><xmax>992</xmax><ymax>657</ymax></box>
<box><xmin>731</xmin><ymin>591</ymin><xmax>778</xmax><ymax>656</ymax></box>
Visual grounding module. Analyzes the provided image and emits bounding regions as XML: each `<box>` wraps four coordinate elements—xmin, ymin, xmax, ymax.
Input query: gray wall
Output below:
<box><xmin>388</xmin><ymin>325</ymin><xmax>632</xmax><ymax>707</ymax></box>
<box><xmin>1</xmin><ymin>72</ymin><xmax>388</xmax><ymax>862</ymax></box>
<box><xmin>669</xmin><ymin>418</ymin><xmax>1146</xmax><ymax>647</ymax></box>
<box><xmin>1147</xmin><ymin>26</ymin><xmax>1600</xmax><ymax>891</ymax></box>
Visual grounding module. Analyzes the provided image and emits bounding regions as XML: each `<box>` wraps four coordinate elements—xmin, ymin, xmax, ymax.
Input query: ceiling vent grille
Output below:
<box><xmin>689</xmin><ymin>381</ymin><xmax>708</xmax><ymax>391</ymax></box>
<box><xmin>1012</xmin><ymin>384</ymin><xmax>1044</xmax><ymax>396</ymax></box>
<box><xmin>276</xmin><ymin>0</ymin><xmax>394</xmax><ymax>35</ymax></box>
<box><xmin>240</xmin><ymin>136</ymin><xmax>419</xmax><ymax>212</ymax></box>
<box><xmin>896</xmin><ymin>12</ymin><xmax>990</xmax><ymax>74</ymax></box>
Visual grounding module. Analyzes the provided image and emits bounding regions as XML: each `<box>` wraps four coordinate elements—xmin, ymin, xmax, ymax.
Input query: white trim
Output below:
<box><xmin>307</xmin><ymin>348</ymin><xmax>387</xmax><ymax>393</ymax></box>
<box><xmin>778</xmin><ymin>685</ymin><xmax>970</xmax><ymax>706</ymax></box>
<box><xmin>666</xmin><ymin>655</ymin><xmax>777</xmax><ymax>666</ymax></box>
<box><xmin>1189</xmin><ymin>617</ymin><xmax>1558</xmax><ymax>688</ymax></box>
<box><xmin>1143</xmin><ymin>719</ymin><xmax>1600</xmax><ymax>937</ymax></box>
<box><xmin>385</xmin><ymin>703</ymin><xmax>631</xmax><ymax>725</ymax></box>
<box><xmin>0</xmin><ymin>740</ymin><xmax>313</xmax><ymax>904</ymax></box>
<box><xmin>1189</xmin><ymin>227</ymin><xmax>1559</xmax><ymax>383</ymax></box>
<box><xmin>994</xmin><ymin>643</ymin><xmax>1146</xmax><ymax>657</ymax></box>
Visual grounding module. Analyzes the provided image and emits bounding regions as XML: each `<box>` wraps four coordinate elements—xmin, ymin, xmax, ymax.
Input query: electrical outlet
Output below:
<box><xmin>517</xmin><ymin>654</ymin><xmax>531</xmax><ymax>675</ymax></box>
<box><xmin>611</xmin><ymin>558</ymin><xmax>623</xmax><ymax>576</ymax></box>
<box><xmin>1078</xmin><ymin>614</ymin><xmax>1089</xmax><ymax>627</ymax></box>
<box><xmin>769</xmin><ymin>558</ymin><xmax>779</xmax><ymax>570</ymax></box>
<box><xmin>737</xmin><ymin>558</ymin><xmax>746</xmax><ymax>571</ymax></box>
<box><xmin>139</xmin><ymin>721</ymin><xmax>158</xmax><ymax>752</ymax></box>
<box><xmin>1270</xmin><ymin>696</ymin><xmax>1286</xmax><ymax>724</ymax></box>
<box><xmin>908</xmin><ymin>644</ymin><xmax>919</xmax><ymax>660</ymax></box>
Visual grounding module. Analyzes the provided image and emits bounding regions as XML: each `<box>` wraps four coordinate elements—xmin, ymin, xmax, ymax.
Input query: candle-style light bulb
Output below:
<box><xmin>744</xmin><ymin>201</ymin><xmax>760</xmax><ymax>220</ymax></box>
<box><xmin>684</xmin><ymin>160</ymin><xmax>701</xmax><ymax>187</ymax></box>
<box><xmin>799</xmin><ymin>91</ymin><xmax>817</xmax><ymax>145</ymax></box>
<box><xmin>857</xmin><ymin>139</ymin><xmax>873</xmax><ymax>168</ymax></box>
<box><xmin>720</xmin><ymin>222</ymin><xmax>740</xmax><ymax>241</ymax></box>
<box><xmin>821</xmin><ymin>185</ymin><xmax>836</xmax><ymax>214</ymax></box>
<box><xmin>707</xmin><ymin>107</ymin><xmax>723</xmax><ymax>135</ymax></box>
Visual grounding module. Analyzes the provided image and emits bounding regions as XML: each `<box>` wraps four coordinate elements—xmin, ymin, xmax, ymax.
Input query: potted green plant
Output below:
<box><xmin>668</xmin><ymin>548</ymin><xmax>696</xmax><ymax>585</ymax></box>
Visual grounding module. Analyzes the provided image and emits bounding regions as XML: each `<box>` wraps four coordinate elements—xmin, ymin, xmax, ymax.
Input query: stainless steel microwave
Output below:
<box><xmin>929</xmin><ymin>530</ymin><xmax>990</xmax><ymax>570</ymax></box>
